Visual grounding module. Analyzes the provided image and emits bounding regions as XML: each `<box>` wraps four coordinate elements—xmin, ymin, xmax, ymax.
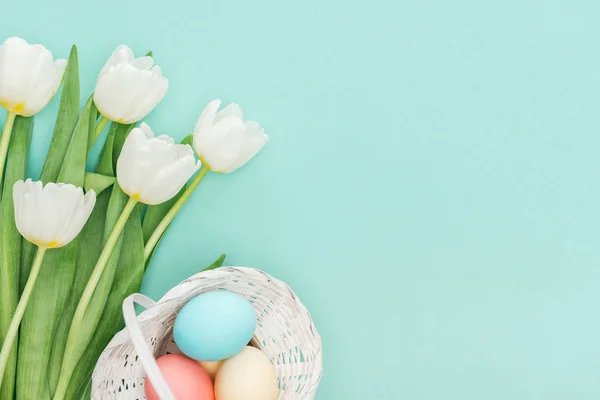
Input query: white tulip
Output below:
<box><xmin>13</xmin><ymin>179</ymin><xmax>96</xmax><ymax>248</ymax></box>
<box><xmin>0</xmin><ymin>179</ymin><xmax>95</xmax><ymax>386</ymax></box>
<box><xmin>193</xmin><ymin>100</ymin><xmax>269</xmax><ymax>173</ymax></box>
<box><xmin>0</xmin><ymin>37</ymin><xmax>67</xmax><ymax>116</ymax></box>
<box><xmin>94</xmin><ymin>45</ymin><xmax>168</xmax><ymax>124</ymax></box>
<box><xmin>116</xmin><ymin>123</ymin><xmax>200</xmax><ymax>205</ymax></box>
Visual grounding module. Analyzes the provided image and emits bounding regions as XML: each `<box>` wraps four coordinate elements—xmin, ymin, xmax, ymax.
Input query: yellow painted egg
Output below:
<box><xmin>199</xmin><ymin>360</ymin><xmax>224</xmax><ymax>380</ymax></box>
<box><xmin>215</xmin><ymin>346</ymin><xmax>279</xmax><ymax>400</ymax></box>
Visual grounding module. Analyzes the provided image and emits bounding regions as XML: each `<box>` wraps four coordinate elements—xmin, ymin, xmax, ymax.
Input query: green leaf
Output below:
<box><xmin>202</xmin><ymin>253</ymin><xmax>227</xmax><ymax>271</ymax></box>
<box><xmin>74</xmin><ymin>374</ymin><xmax>92</xmax><ymax>399</ymax></box>
<box><xmin>111</xmin><ymin>123</ymin><xmax>135</xmax><ymax>171</ymax></box>
<box><xmin>46</xmin><ymin>125</ymin><xmax>124</xmax><ymax>393</ymax></box>
<box><xmin>96</xmin><ymin>122</ymin><xmax>118</xmax><ymax>176</ymax></box>
<box><xmin>84</xmin><ymin>172</ymin><xmax>115</xmax><ymax>195</ymax></box>
<box><xmin>20</xmin><ymin>47</ymin><xmax>80</xmax><ymax>292</ymax></box>
<box><xmin>181</xmin><ymin>133</ymin><xmax>193</xmax><ymax>146</ymax></box>
<box><xmin>57</xmin><ymin>97</ymin><xmax>96</xmax><ymax>185</ymax></box>
<box><xmin>17</xmin><ymin>99</ymin><xmax>94</xmax><ymax>400</ymax></box>
<box><xmin>38</xmin><ymin>45</ymin><xmax>80</xmax><ymax>183</ymax></box>
<box><xmin>55</xmin><ymin>123</ymin><xmax>135</xmax><ymax>394</ymax></box>
<box><xmin>0</xmin><ymin>116</ymin><xmax>33</xmax><ymax>400</ymax></box>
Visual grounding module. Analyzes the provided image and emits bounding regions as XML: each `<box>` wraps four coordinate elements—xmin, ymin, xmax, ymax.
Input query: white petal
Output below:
<box><xmin>36</xmin><ymin>183</ymin><xmax>67</xmax><ymax>242</ymax></box>
<box><xmin>193</xmin><ymin>99</ymin><xmax>221</xmax><ymax>152</ymax></box>
<box><xmin>151</xmin><ymin>65</ymin><xmax>163</xmax><ymax>78</ymax></box>
<box><xmin>224</xmin><ymin>121</ymin><xmax>269</xmax><ymax>173</ymax></box>
<box><xmin>126</xmin><ymin>75</ymin><xmax>168</xmax><ymax>123</ymax></box>
<box><xmin>142</xmin><ymin>155</ymin><xmax>200</xmax><ymax>205</ymax></box>
<box><xmin>16</xmin><ymin>195</ymin><xmax>38</xmax><ymax>243</ymax></box>
<box><xmin>17</xmin><ymin>180</ymin><xmax>49</xmax><ymax>245</ymax></box>
<box><xmin>58</xmin><ymin>190</ymin><xmax>96</xmax><ymax>245</ymax></box>
<box><xmin>139</xmin><ymin>122</ymin><xmax>155</xmax><ymax>139</ymax></box>
<box><xmin>1</xmin><ymin>37</ymin><xmax>28</xmax><ymax>48</ymax></box>
<box><xmin>201</xmin><ymin>117</ymin><xmax>246</xmax><ymax>171</ymax></box>
<box><xmin>0</xmin><ymin>38</ymin><xmax>32</xmax><ymax>100</ymax></box>
<box><xmin>130</xmin><ymin>56</ymin><xmax>154</xmax><ymax>71</ymax></box>
<box><xmin>98</xmin><ymin>45</ymin><xmax>134</xmax><ymax>79</ymax></box>
<box><xmin>24</xmin><ymin>57</ymin><xmax>67</xmax><ymax>116</ymax></box>
<box><xmin>12</xmin><ymin>179</ymin><xmax>31</xmax><ymax>240</ymax></box>
<box><xmin>54</xmin><ymin>184</ymin><xmax>85</xmax><ymax>227</ymax></box>
<box><xmin>156</xmin><ymin>135</ymin><xmax>175</xmax><ymax>144</ymax></box>
<box><xmin>214</xmin><ymin>103</ymin><xmax>243</xmax><ymax>124</ymax></box>
<box><xmin>140</xmin><ymin>138</ymin><xmax>185</xmax><ymax>178</ymax></box>
<box><xmin>116</xmin><ymin>127</ymin><xmax>151</xmax><ymax>196</ymax></box>
<box><xmin>54</xmin><ymin>58</ymin><xmax>68</xmax><ymax>86</ymax></box>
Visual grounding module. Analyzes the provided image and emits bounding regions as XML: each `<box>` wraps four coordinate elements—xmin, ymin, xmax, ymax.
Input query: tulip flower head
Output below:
<box><xmin>13</xmin><ymin>179</ymin><xmax>96</xmax><ymax>248</ymax></box>
<box><xmin>193</xmin><ymin>100</ymin><xmax>269</xmax><ymax>173</ymax></box>
<box><xmin>0</xmin><ymin>37</ymin><xmax>67</xmax><ymax>116</ymax></box>
<box><xmin>94</xmin><ymin>45</ymin><xmax>168</xmax><ymax>124</ymax></box>
<box><xmin>116</xmin><ymin>123</ymin><xmax>200</xmax><ymax>205</ymax></box>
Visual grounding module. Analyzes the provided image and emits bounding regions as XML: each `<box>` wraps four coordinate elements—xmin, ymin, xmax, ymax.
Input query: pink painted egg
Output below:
<box><xmin>145</xmin><ymin>354</ymin><xmax>214</xmax><ymax>400</ymax></box>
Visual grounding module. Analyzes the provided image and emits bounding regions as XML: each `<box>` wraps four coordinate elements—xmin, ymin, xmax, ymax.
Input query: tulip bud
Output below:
<box><xmin>116</xmin><ymin>123</ymin><xmax>200</xmax><ymax>205</ymax></box>
<box><xmin>193</xmin><ymin>100</ymin><xmax>268</xmax><ymax>173</ymax></box>
<box><xmin>94</xmin><ymin>45</ymin><xmax>168</xmax><ymax>124</ymax></box>
<box><xmin>0</xmin><ymin>37</ymin><xmax>66</xmax><ymax>116</ymax></box>
<box><xmin>13</xmin><ymin>179</ymin><xmax>96</xmax><ymax>248</ymax></box>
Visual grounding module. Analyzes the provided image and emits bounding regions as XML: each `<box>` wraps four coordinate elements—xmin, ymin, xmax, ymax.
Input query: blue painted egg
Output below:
<box><xmin>173</xmin><ymin>291</ymin><xmax>257</xmax><ymax>361</ymax></box>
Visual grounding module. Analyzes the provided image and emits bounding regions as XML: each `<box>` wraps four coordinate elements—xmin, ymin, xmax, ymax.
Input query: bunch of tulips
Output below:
<box><xmin>0</xmin><ymin>37</ymin><xmax>268</xmax><ymax>399</ymax></box>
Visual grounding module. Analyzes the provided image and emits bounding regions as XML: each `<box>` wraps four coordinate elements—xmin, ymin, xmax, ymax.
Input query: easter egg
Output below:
<box><xmin>215</xmin><ymin>346</ymin><xmax>279</xmax><ymax>400</ymax></box>
<box><xmin>198</xmin><ymin>360</ymin><xmax>224</xmax><ymax>380</ymax></box>
<box><xmin>144</xmin><ymin>354</ymin><xmax>214</xmax><ymax>400</ymax></box>
<box><xmin>173</xmin><ymin>291</ymin><xmax>256</xmax><ymax>361</ymax></box>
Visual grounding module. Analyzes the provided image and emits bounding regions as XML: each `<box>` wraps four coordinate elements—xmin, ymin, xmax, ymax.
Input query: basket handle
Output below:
<box><xmin>122</xmin><ymin>293</ymin><xmax>176</xmax><ymax>400</ymax></box>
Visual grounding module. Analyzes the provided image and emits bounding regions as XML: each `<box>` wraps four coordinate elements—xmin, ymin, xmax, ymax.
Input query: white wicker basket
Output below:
<box><xmin>92</xmin><ymin>267</ymin><xmax>323</xmax><ymax>399</ymax></box>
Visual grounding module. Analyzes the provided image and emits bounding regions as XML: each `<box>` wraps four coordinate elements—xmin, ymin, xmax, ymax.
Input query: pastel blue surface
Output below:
<box><xmin>2</xmin><ymin>0</ymin><xmax>600</xmax><ymax>398</ymax></box>
<box><xmin>173</xmin><ymin>292</ymin><xmax>256</xmax><ymax>362</ymax></box>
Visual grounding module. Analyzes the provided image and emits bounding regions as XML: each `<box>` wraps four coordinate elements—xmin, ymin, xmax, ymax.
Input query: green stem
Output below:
<box><xmin>93</xmin><ymin>115</ymin><xmax>109</xmax><ymax>144</ymax></box>
<box><xmin>0</xmin><ymin>112</ymin><xmax>17</xmax><ymax>189</ymax></box>
<box><xmin>53</xmin><ymin>196</ymin><xmax>137</xmax><ymax>400</ymax></box>
<box><xmin>143</xmin><ymin>164</ymin><xmax>210</xmax><ymax>261</ymax></box>
<box><xmin>0</xmin><ymin>246</ymin><xmax>47</xmax><ymax>388</ymax></box>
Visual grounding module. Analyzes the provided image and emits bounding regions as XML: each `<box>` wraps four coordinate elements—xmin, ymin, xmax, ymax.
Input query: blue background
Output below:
<box><xmin>2</xmin><ymin>0</ymin><xmax>600</xmax><ymax>398</ymax></box>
